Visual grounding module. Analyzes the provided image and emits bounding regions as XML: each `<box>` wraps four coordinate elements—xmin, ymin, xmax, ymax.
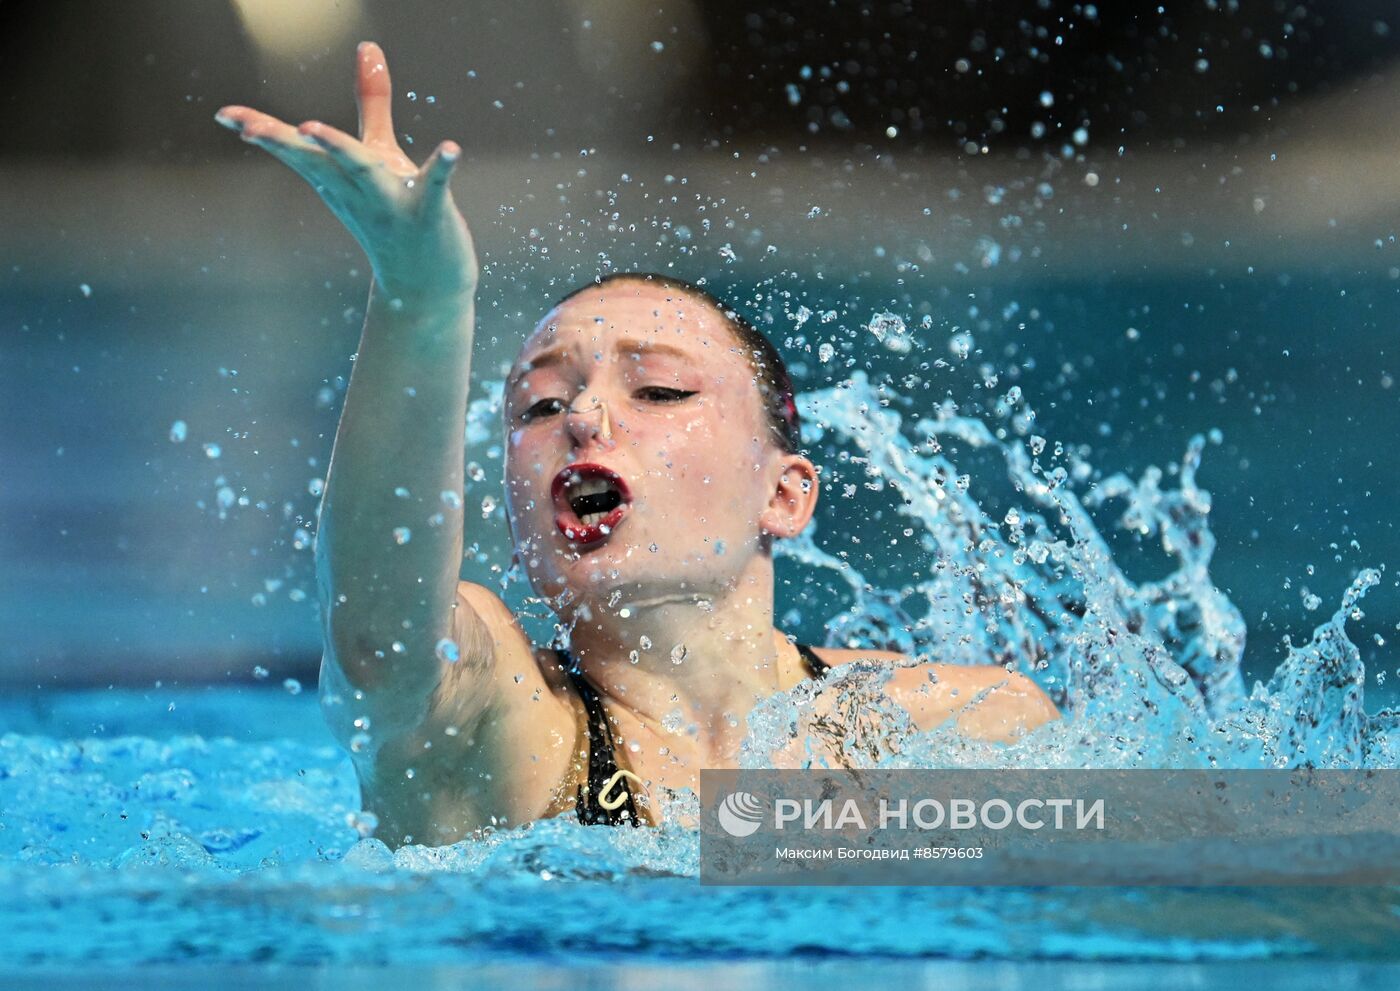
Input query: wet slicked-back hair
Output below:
<box><xmin>551</xmin><ymin>272</ymin><xmax>802</xmax><ymax>453</ymax></box>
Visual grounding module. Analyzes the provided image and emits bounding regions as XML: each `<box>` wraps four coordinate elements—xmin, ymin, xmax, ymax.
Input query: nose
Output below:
<box><xmin>564</xmin><ymin>394</ymin><xmax>615</xmax><ymax>449</ymax></box>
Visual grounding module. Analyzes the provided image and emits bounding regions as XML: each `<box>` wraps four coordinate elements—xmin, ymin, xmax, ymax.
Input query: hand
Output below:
<box><xmin>216</xmin><ymin>42</ymin><xmax>477</xmax><ymax>304</ymax></box>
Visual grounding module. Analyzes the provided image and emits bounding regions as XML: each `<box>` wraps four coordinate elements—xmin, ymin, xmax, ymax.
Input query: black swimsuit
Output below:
<box><xmin>557</xmin><ymin>643</ymin><xmax>831</xmax><ymax>826</ymax></box>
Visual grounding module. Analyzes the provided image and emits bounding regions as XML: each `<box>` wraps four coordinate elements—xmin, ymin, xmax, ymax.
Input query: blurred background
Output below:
<box><xmin>3</xmin><ymin>0</ymin><xmax>1400</xmax><ymax>696</ymax></box>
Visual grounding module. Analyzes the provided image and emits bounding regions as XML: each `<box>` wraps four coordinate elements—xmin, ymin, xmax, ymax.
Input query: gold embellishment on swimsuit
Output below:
<box><xmin>597</xmin><ymin>769</ymin><xmax>645</xmax><ymax>810</ymax></box>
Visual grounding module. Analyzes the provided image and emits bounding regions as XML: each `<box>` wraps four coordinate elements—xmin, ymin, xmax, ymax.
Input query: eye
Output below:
<box><xmin>520</xmin><ymin>397</ymin><xmax>567</xmax><ymax>422</ymax></box>
<box><xmin>635</xmin><ymin>387</ymin><xmax>697</xmax><ymax>403</ymax></box>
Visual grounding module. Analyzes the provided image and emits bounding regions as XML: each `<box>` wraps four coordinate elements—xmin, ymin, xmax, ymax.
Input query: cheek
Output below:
<box><xmin>653</xmin><ymin>416</ymin><xmax>770</xmax><ymax>520</ymax></box>
<box><xmin>656</xmin><ymin>398</ymin><xmax>756</xmax><ymax>447</ymax></box>
<box><xmin>678</xmin><ymin>406</ymin><xmax>767</xmax><ymax>470</ymax></box>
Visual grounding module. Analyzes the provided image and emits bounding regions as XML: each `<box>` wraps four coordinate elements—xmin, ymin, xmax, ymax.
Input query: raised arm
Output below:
<box><xmin>217</xmin><ymin>43</ymin><xmax>483</xmax><ymax>738</ymax></box>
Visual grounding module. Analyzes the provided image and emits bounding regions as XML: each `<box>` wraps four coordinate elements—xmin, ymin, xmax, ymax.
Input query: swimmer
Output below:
<box><xmin>216</xmin><ymin>43</ymin><xmax>1059</xmax><ymax>846</ymax></box>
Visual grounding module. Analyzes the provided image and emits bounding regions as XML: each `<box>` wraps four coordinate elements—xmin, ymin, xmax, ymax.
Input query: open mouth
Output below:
<box><xmin>551</xmin><ymin>463</ymin><xmax>632</xmax><ymax>545</ymax></box>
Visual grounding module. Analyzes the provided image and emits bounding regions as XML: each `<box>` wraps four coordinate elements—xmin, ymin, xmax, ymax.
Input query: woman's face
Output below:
<box><xmin>501</xmin><ymin>281</ymin><xmax>803</xmax><ymax>609</ymax></box>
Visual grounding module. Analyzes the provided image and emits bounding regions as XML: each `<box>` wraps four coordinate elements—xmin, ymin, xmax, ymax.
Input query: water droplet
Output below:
<box><xmin>169</xmin><ymin>420</ymin><xmax>187</xmax><ymax>443</ymax></box>
<box><xmin>203</xmin><ymin>443</ymin><xmax>222</xmax><ymax>459</ymax></box>
<box><xmin>949</xmin><ymin>331</ymin><xmax>974</xmax><ymax>360</ymax></box>
<box><xmin>308</xmin><ymin>478</ymin><xmax>324</xmax><ymax>497</ymax></box>
<box><xmin>283</xmin><ymin>678</ymin><xmax>302</xmax><ymax>695</ymax></box>
<box><xmin>670</xmin><ymin>644</ymin><xmax>688</xmax><ymax>665</ymax></box>
<box><xmin>440</xmin><ymin>489</ymin><xmax>463</xmax><ymax>508</ymax></box>
<box><xmin>639</xmin><ymin>635</ymin><xmax>653</xmax><ymax>651</ymax></box>
<box><xmin>818</xmin><ymin>342</ymin><xmax>835</xmax><ymax>363</ymax></box>
<box><xmin>394</xmin><ymin>486</ymin><xmax>411</xmax><ymax>498</ymax></box>
<box><xmin>866</xmin><ymin>312</ymin><xmax>911</xmax><ymax>353</ymax></box>
<box><xmin>392</xmin><ymin>526</ymin><xmax>412</xmax><ymax>545</ymax></box>
<box><xmin>435</xmin><ymin>638</ymin><xmax>461</xmax><ymax>663</ymax></box>
<box><xmin>252</xmin><ymin>665</ymin><xmax>269</xmax><ymax>679</ymax></box>
<box><xmin>346</xmin><ymin>810</ymin><xmax>378</xmax><ymax>837</ymax></box>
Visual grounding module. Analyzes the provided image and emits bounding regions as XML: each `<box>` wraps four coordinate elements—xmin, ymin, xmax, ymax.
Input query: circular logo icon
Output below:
<box><xmin>716</xmin><ymin>791</ymin><xmax>767</xmax><ymax>837</ymax></box>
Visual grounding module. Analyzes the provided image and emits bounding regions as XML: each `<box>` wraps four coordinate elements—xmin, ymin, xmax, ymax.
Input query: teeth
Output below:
<box><xmin>572</xmin><ymin>477</ymin><xmax>615</xmax><ymax>498</ymax></box>
<box><xmin>564</xmin><ymin>470</ymin><xmax>625</xmax><ymax>529</ymax></box>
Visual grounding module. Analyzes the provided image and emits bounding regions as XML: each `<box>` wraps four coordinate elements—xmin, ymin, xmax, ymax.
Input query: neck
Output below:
<box><xmin>562</xmin><ymin>557</ymin><xmax>788</xmax><ymax>758</ymax></box>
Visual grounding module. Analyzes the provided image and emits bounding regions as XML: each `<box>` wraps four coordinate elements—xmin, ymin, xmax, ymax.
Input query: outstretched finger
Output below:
<box><xmin>355</xmin><ymin>41</ymin><xmax>396</xmax><ymax>147</ymax></box>
<box><xmin>218</xmin><ymin>105</ymin><xmax>325</xmax><ymax>171</ymax></box>
<box><xmin>217</xmin><ymin>106</ymin><xmax>362</xmax><ymax>209</ymax></box>
<box><xmin>299</xmin><ymin>120</ymin><xmax>379</xmax><ymax>185</ymax></box>
<box><xmin>215</xmin><ymin>105</ymin><xmax>302</xmax><ymax>145</ymax></box>
<box><xmin>419</xmin><ymin>140</ymin><xmax>461</xmax><ymax>210</ymax></box>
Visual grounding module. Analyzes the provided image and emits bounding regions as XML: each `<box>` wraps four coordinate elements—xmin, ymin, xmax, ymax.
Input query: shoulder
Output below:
<box><xmin>455</xmin><ymin>581</ymin><xmax>582</xmax><ymax>700</ymax></box>
<box><xmin>898</xmin><ymin>662</ymin><xmax>1059</xmax><ymax>743</ymax></box>
<box><xmin>808</xmin><ymin>647</ymin><xmax>1059</xmax><ymax>744</ymax></box>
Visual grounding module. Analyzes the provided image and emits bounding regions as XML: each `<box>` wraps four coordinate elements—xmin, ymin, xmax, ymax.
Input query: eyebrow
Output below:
<box><xmin>507</xmin><ymin>340</ymin><xmax>696</xmax><ymax>391</ymax></box>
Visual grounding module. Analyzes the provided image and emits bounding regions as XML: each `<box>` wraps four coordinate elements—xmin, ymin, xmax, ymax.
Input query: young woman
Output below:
<box><xmin>217</xmin><ymin>43</ymin><xmax>1059</xmax><ymax>847</ymax></box>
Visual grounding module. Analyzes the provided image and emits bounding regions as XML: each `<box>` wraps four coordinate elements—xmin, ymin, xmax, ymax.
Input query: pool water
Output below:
<box><xmin>3</xmin><ymin>687</ymin><xmax>1400</xmax><ymax>976</ymax></box>
<box><xmin>7</xmin><ymin>373</ymin><xmax>1400</xmax><ymax>984</ymax></box>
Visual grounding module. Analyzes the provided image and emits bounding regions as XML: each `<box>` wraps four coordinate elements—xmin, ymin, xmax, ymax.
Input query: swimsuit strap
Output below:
<box><xmin>557</xmin><ymin>641</ymin><xmax>829</xmax><ymax>828</ymax></box>
<box><xmin>556</xmin><ymin>649</ymin><xmax>643</xmax><ymax>827</ymax></box>
<box><xmin>795</xmin><ymin>642</ymin><xmax>831</xmax><ymax>679</ymax></box>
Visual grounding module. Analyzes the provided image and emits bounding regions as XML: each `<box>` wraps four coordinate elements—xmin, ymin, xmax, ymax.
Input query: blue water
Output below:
<box><xmin>5</xmin><ymin>371</ymin><xmax>1400</xmax><ymax>983</ymax></box>
<box><xmin>4</xmin><ymin>690</ymin><xmax>1400</xmax><ymax>973</ymax></box>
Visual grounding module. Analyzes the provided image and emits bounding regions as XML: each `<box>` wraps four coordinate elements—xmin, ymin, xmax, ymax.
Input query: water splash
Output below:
<box><xmin>744</xmin><ymin>372</ymin><xmax>1389</xmax><ymax>773</ymax></box>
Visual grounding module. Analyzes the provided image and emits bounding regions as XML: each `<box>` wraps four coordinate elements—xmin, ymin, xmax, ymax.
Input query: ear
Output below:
<box><xmin>759</xmin><ymin>454</ymin><xmax>819</xmax><ymax>539</ymax></box>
